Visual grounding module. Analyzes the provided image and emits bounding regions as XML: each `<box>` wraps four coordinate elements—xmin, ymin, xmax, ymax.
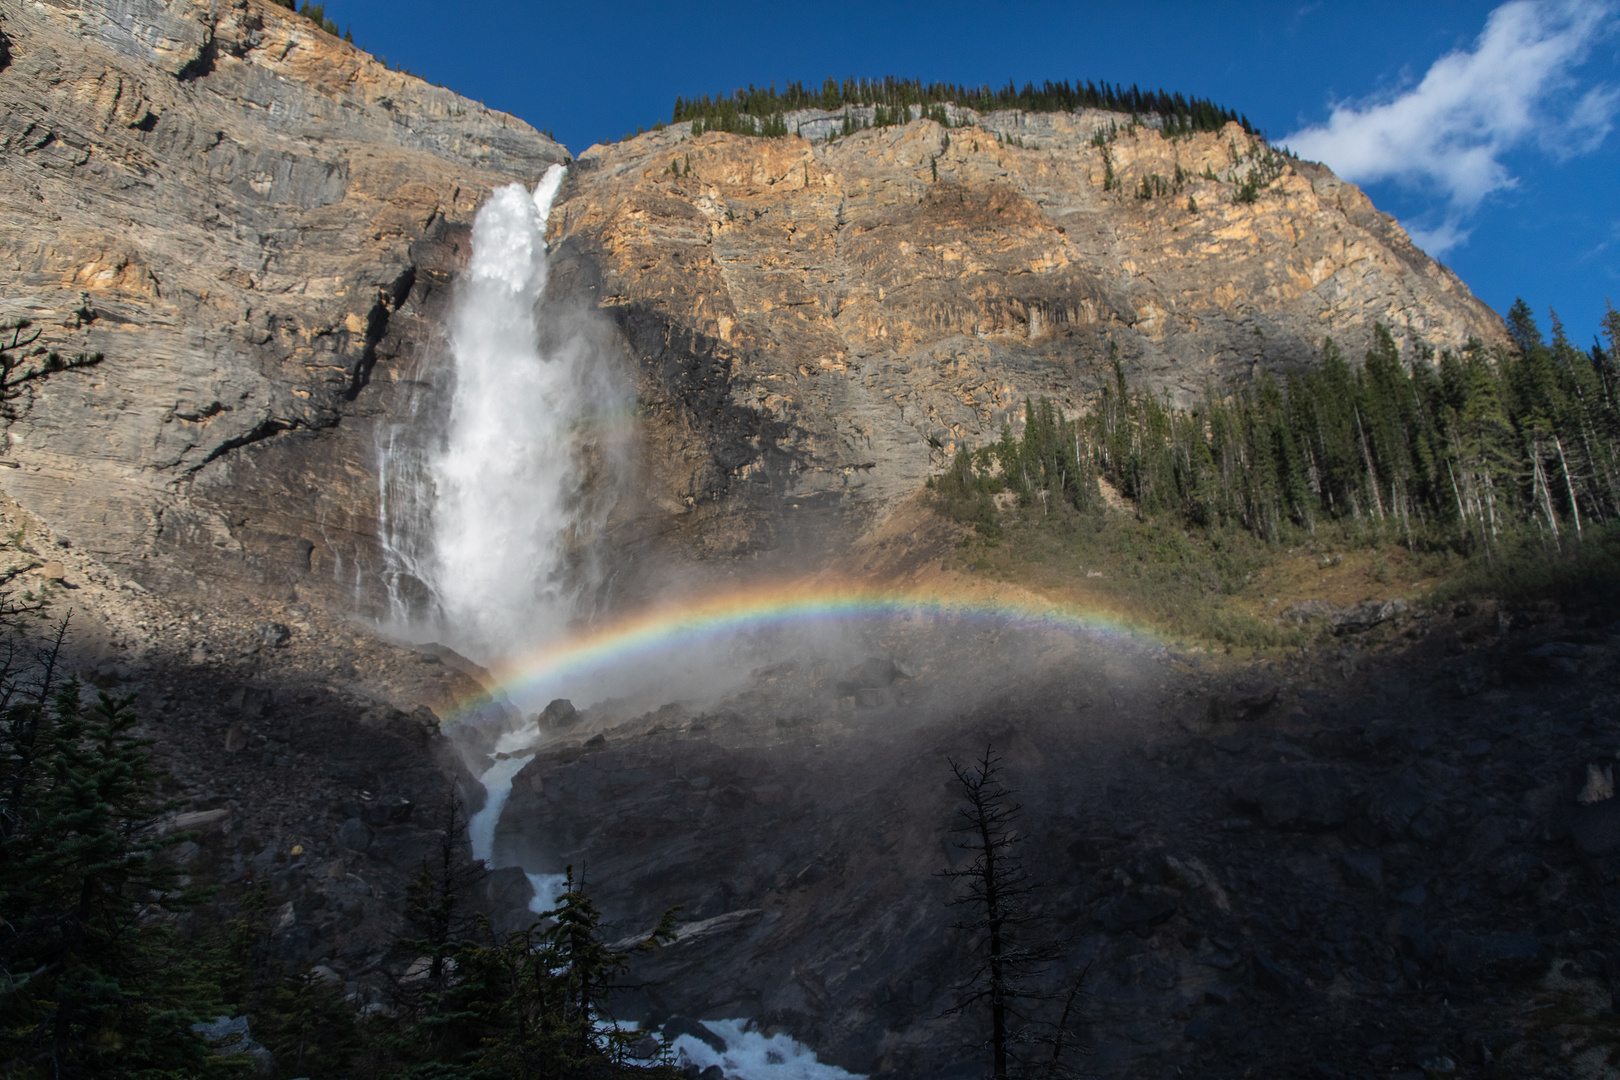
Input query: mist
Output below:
<box><xmin>366</xmin><ymin>172</ymin><xmax>1178</xmax><ymax>1078</ymax></box>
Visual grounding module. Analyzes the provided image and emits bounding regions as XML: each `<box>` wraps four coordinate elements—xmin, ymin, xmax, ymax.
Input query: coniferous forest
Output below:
<box><xmin>671</xmin><ymin>76</ymin><xmax>1253</xmax><ymax>139</ymax></box>
<box><xmin>932</xmin><ymin>303</ymin><xmax>1620</xmax><ymax>629</ymax></box>
<box><xmin>0</xmin><ymin>628</ymin><xmax>682</xmax><ymax>1078</ymax></box>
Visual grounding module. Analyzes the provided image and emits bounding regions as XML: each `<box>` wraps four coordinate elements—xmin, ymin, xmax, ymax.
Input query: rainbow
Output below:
<box><xmin>441</xmin><ymin>580</ymin><xmax>1161</xmax><ymax>728</ymax></box>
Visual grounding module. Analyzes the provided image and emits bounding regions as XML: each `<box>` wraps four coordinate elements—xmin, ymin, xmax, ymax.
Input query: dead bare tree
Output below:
<box><xmin>941</xmin><ymin>743</ymin><xmax>1083</xmax><ymax>1079</ymax></box>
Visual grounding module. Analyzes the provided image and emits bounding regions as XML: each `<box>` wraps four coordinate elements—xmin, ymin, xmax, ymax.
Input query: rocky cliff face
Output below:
<box><xmin>0</xmin><ymin>1</ymin><xmax>1506</xmax><ymax>610</ymax></box>
<box><xmin>0</xmin><ymin>0</ymin><xmax>565</xmax><ymax>615</ymax></box>
<box><xmin>493</xmin><ymin>600</ymin><xmax>1620</xmax><ymax>1080</ymax></box>
<box><xmin>0</xmin><ymin>0</ymin><xmax>567</xmax><ymax>997</ymax></box>
<box><xmin>554</xmin><ymin>111</ymin><xmax>1505</xmax><ymax>564</ymax></box>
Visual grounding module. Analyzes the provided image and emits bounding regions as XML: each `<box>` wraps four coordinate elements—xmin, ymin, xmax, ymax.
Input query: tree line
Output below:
<box><xmin>934</xmin><ymin>303</ymin><xmax>1620</xmax><ymax>560</ymax></box>
<box><xmin>673</xmin><ymin>76</ymin><xmax>1253</xmax><ymax>140</ymax></box>
<box><xmin>263</xmin><ymin>0</ymin><xmax>352</xmax><ymax>40</ymax></box>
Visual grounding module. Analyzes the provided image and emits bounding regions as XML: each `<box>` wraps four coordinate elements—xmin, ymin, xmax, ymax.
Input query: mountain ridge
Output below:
<box><xmin>0</xmin><ymin>0</ymin><xmax>1507</xmax><ymax>611</ymax></box>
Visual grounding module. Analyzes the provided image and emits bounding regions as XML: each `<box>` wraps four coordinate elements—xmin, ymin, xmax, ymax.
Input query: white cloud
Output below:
<box><xmin>1283</xmin><ymin>0</ymin><xmax>1617</xmax><ymax>254</ymax></box>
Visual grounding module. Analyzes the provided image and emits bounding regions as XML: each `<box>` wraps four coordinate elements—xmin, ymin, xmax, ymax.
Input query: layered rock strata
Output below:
<box><xmin>0</xmin><ymin>0</ymin><xmax>1506</xmax><ymax>606</ymax></box>
<box><xmin>0</xmin><ymin>0</ymin><xmax>565</xmax><ymax>612</ymax></box>
<box><xmin>554</xmin><ymin>111</ymin><xmax>1505</xmax><ymax>563</ymax></box>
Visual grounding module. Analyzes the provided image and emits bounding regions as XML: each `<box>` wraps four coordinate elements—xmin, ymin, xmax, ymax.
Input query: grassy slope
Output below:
<box><xmin>934</xmin><ymin>496</ymin><xmax>1620</xmax><ymax>655</ymax></box>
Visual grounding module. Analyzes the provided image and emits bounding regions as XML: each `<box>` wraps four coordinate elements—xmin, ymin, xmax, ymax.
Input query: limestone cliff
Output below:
<box><xmin>0</xmin><ymin>0</ymin><xmax>565</xmax><ymax>613</ymax></box>
<box><xmin>553</xmin><ymin>111</ymin><xmax>1506</xmax><ymax>563</ymax></box>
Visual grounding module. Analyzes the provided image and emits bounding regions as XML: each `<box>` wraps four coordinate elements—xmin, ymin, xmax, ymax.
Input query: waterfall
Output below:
<box><xmin>377</xmin><ymin>163</ymin><xmax>629</xmax><ymax>665</ymax></box>
<box><xmin>374</xmin><ymin>168</ymin><xmax>868</xmax><ymax>1080</ymax></box>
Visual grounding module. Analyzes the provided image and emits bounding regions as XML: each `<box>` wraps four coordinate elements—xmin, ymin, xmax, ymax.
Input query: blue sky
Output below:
<box><xmin>338</xmin><ymin>0</ymin><xmax>1618</xmax><ymax>346</ymax></box>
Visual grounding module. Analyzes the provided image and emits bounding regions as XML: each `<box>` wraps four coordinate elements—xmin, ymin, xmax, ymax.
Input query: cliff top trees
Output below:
<box><xmin>937</xmin><ymin>305</ymin><xmax>1620</xmax><ymax>564</ymax></box>
<box><xmin>673</xmin><ymin>76</ymin><xmax>1252</xmax><ymax>138</ymax></box>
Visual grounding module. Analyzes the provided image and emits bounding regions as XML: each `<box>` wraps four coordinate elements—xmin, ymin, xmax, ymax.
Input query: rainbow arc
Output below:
<box><xmin>442</xmin><ymin>581</ymin><xmax>1158</xmax><ymax>728</ymax></box>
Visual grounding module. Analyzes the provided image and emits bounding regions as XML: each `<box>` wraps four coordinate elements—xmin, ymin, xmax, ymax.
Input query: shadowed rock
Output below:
<box><xmin>539</xmin><ymin>698</ymin><xmax>580</xmax><ymax>730</ymax></box>
<box><xmin>1230</xmin><ymin>763</ymin><xmax>1354</xmax><ymax>830</ymax></box>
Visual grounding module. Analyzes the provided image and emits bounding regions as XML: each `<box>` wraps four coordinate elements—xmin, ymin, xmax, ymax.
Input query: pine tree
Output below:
<box><xmin>0</xmin><ymin>631</ymin><xmax>226</xmax><ymax>1078</ymax></box>
<box><xmin>930</xmin><ymin>310</ymin><xmax>1620</xmax><ymax>561</ymax></box>
<box><xmin>365</xmin><ymin>860</ymin><xmax>680</xmax><ymax>1078</ymax></box>
<box><xmin>479</xmin><ymin>870</ymin><xmax>679</xmax><ymax>1078</ymax></box>
<box><xmin>367</xmin><ymin>794</ymin><xmax>496</xmax><ymax>1074</ymax></box>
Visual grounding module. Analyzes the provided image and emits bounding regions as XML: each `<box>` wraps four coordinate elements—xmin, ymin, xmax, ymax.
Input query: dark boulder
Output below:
<box><xmin>363</xmin><ymin>793</ymin><xmax>413</xmax><ymax>826</ymax></box>
<box><xmin>1445</xmin><ymin>932</ymin><xmax>1544</xmax><ymax>977</ymax></box>
<box><xmin>626</xmin><ymin>1033</ymin><xmax>662</xmax><ymax>1060</ymax></box>
<box><xmin>1285</xmin><ymin>599</ymin><xmax>1408</xmax><ymax>633</ymax></box>
<box><xmin>663</xmin><ymin>1015</ymin><xmax>727</xmax><ymax>1054</ymax></box>
<box><xmin>191</xmin><ymin>1014</ymin><xmax>276</xmax><ymax>1075</ymax></box>
<box><xmin>1409</xmin><ymin>804</ymin><xmax>1450</xmax><ymax>845</ymax></box>
<box><xmin>1520</xmin><ymin>641</ymin><xmax>1585</xmax><ymax>680</ymax></box>
<box><xmin>336</xmin><ymin>817</ymin><xmax>372</xmax><ymax>852</ymax></box>
<box><xmin>1462</xmin><ymin>816</ymin><xmax>1510</xmax><ymax>865</ymax></box>
<box><xmin>1341</xmin><ymin>851</ymin><xmax>1383</xmax><ymax>888</ymax></box>
<box><xmin>538</xmin><ymin>698</ymin><xmax>580</xmax><ymax>730</ymax></box>
<box><xmin>836</xmin><ymin>656</ymin><xmax>912</xmax><ymax>698</ymax></box>
<box><xmin>1388</xmin><ymin>911</ymin><xmax>1438</xmax><ymax>963</ymax></box>
<box><xmin>1183</xmin><ymin>1016</ymin><xmax>1217</xmax><ymax>1042</ymax></box>
<box><xmin>1252</xmin><ymin>951</ymin><xmax>1301</xmax><ymax>994</ymax></box>
<box><xmin>1095</xmin><ymin>886</ymin><xmax>1179</xmax><ymax>933</ymax></box>
<box><xmin>1207</xmin><ymin>681</ymin><xmax>1280</xmax><ymax>723</ymax></box>
<box><xmin>256</xmin><ymin>621</ymin><xmax>292</xmax><ymax>648</ymax></box>
<box><xmin>1367</xmin><ymin>774</ymin><xmax>1430</xmax><ymax>838</ymax></box>
<box><xmin>1283</xmin><ymin>599</ymin><xmax>1335</xmax><ymax>624</ymax></box>
<box><xmin>477</xmin><ymin>867</ymin><xmax>538</xmax><ymax>934</ymax></box>
<box><xmin>1230</xmin><ymin>763</ymin><xmax>1355</xmax><ymax>830</ymax></box>
<box><xmin>1571</xmin><ymin>798</ymin><xmax>1620</xmax><ymax>857</ymax></box>
<box><xmin>1331</xmin><ymin>599</ymin><xmax>1408</xmax><ymax>635</ymax></box>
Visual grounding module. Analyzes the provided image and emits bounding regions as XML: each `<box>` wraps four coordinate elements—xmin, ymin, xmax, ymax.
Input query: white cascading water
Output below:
<box><xmin>379</xmin><ymin>167</ymin><xmax>861</xmax><ymax>1080</ymax></box>
<box><xmin>431</xmin><ymin>165</ymin><xmax>591</xmax><ymax>658</ymax></box>
<box><xmin>434</xmin><ymin>167</ymin><xmax>572</xmax><ymax>657</ymax></box>
<box><xmin>378</xmin><ymin>162</ymin><xmax>626</xmax><ymax>664</ymax></box>
<box><xmin>377</xmin><ymin>163</ymin><xmax>608</xmax><ymax>908</ymax></box>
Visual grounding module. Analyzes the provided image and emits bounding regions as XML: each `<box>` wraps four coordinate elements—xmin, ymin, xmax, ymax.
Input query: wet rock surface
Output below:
<box><xmin>478</xmin><ymin>599</ymin><xmax>1620</xmax><ymax>1078</ymax></box>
